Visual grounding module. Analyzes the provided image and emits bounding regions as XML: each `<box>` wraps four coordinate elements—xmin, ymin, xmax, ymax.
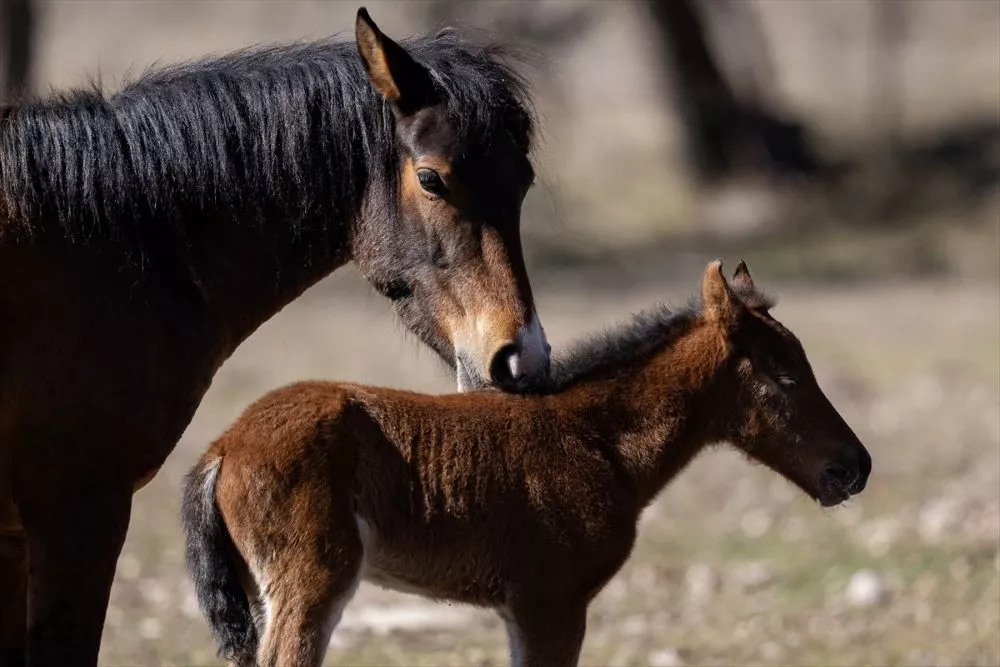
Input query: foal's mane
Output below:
<box><xmin>546</xmin><ymin>301</ymin><xmax>699</xmax><ymax>391</ymax></box>
<box><xmin>546</xmin><ymin>283</ymin><xmax>775</xmax><ymax>391</ymax></box>
<box><xmin>0</xmin><ymin>29</ymin><xmax>535</xmax><ymax>272</ymax></box>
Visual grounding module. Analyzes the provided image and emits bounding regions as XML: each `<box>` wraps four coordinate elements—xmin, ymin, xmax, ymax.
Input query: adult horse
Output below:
<box><xmin>0</xmin><ymin>8</ymin><xmax>549</xmax><ymax>665</ymax></box>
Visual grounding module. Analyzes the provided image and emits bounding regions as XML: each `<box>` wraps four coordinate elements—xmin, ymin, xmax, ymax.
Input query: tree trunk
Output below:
<box><xmin>644</xmin><ymin>0</ymin><xmax>824</xmax><ymax>184</ymax></box>
<box><xmin>1</xmin><ymin>0</ymin><xmax>35</xmax><ymax>103</ymax></box>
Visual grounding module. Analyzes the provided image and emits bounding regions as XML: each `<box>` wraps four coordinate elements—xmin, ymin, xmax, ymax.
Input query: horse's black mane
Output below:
<box><xmin>546</xmin><ymin>284</ymin><xmax>774</xmax><ymax>391</ymax></box>
<box><xmin>0</xmin><ymin>29</ymin><xmax>535</xmax><ymax>271</ymax></box>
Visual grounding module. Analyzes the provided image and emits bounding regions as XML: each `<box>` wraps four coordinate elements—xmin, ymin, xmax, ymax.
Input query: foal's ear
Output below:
<box><xmin>732</xmin><ymin>259</ymin><xmax>755</xmax><ymax>290</ymax></box>
<box><xmin>702</xmin><ymin>259</ymin><xmax>736</xmax><ymax>323</ymax></box>
<box><xmin>356</xmin><ymin>7</ymin><xmax>436</xmax><ymax>115</ymax></box>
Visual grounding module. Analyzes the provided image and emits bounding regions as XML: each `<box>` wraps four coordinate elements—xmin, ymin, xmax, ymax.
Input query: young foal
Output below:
<box><xmin>183</xmin><ymin>261</ymin><xmax>872</xmax><ymax>667</ymax></box>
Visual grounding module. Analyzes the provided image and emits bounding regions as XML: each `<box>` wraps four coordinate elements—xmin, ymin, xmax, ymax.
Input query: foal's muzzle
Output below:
<box><xmin>819</xmin><ymin>446</ymin><xmax>872</xmax><ymax>506</ymax></box>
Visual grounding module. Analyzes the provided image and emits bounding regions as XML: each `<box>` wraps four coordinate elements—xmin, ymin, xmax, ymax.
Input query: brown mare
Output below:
<box><xmin>183</xmin><ymin>260</ymin><xmax>872</xmax><ymax>667</ymax></box>
<box><xmin>0</xmin><ymin>8</ymin><xmax>549</xmax><ymax>665</ymax></box>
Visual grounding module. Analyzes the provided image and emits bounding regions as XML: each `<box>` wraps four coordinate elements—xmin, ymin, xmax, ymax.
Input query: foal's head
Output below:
<box><xmin>352</xmin><ymin>8</ymin><xmax>548</xmax><ymax>392</ymax></box>
<box><xmin>703</xmin><ymin>261</ymin><xmax>872</xmax><ymax>507</ymax></box>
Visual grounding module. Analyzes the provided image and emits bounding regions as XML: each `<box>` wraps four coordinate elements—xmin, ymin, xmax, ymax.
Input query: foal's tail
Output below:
<box><xmin>181</xmin><ymin>457</ymin><xmax>258</xmax><ymax>666</ymax></box>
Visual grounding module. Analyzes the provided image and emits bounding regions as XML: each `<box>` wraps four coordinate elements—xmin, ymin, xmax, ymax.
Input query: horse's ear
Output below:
<box><xmin>702</xmin><ymin>260</ymin><xmax>736</xmax><ymax>323</ymax></box>
<box><xmin>732</xmin><ymin>259</ymin><xmax>755</xmax><ymax>290</ymax></box>
<box><xmin>355</xmin><ymin>7</ymin><xmax>436</xmax><ymax>115</ymax></box>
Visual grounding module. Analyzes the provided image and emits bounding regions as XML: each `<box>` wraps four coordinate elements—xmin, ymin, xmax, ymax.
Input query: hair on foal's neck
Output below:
<box><xmin>544</xmin><ymin>301</ymin><xmax>699</xmax><ymax>391</ymax></box>
<box><xmin>544</xmin><ymin>281</ymin><xmax>775</xmax><ymax>391</ymax></box>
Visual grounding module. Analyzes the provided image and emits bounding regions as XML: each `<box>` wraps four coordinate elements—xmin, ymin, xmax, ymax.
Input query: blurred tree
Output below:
<box><xmin>0</xmin><ymin>0</ymin><xmax>34</xmax><ymax>103</ymax></box>
<box><xmin>423</xmin><ymin>0</ymin><xmax>830</xmax><ymax>186</ymax></box>
<box><xmin>425</xmin><ymin>0</ymin><xmax>593</xmax><ymax>53</ymax></box>
<box><xmin>642</xmin><ymin>0</ymin><xmax>827</xmax><ymax>185</ymax></box>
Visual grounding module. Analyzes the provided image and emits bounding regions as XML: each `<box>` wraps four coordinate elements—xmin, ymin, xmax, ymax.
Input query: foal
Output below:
<box><xmin>183</xmin><ymin>261</ymin><xmax>871</xmax><ymax>667</ymax></box>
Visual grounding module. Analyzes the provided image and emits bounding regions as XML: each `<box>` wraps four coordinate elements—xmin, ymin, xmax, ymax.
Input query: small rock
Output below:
<box><xmin>949</xmin><ymin>557</ymin><xmax>971</xmax><ymax>583</ymax></box>
<box><xmin>181</xmin><ymin>585</ymin><xmax>202</xmax><ymax>619</ymax></box>
<box><xmin>845</xmin><ymin>569</ymin><xmax>887</xmax><ymax>608</ymax></box>
<box><xmin>631</xmin><ymin>564</ymin><xmax>658</xmax><ymax>589</ymax></box>
<box><xmin>730</xmin><ymin>560</ymin><xmax>775</xmax><ymax>592</ymax></box>
<box><xmin>760</xmin><ymin>640</ymin><xmax>785</xmax><ymax>660</ymax></box>
<box><xmin>138</xmin><ymin>617</ymin><xmax>162</xmax><ymax>640</ymax></box>
<box><xmin>740</xmin><ymin>508</ymin><xmax>773</xmax><ymax>538</ymax></box>
<box><xmin>856</xmin><ymin>517</ymin><xmax>900</xmax><ymax>557</ymax></box>
<box><xmin>918</xmin><ymin>498</ymin><xmax>960</xmax><ymax>544</ymax></box>
<box><xmin>138</xmin><ymin>578</ymin><xmax>171</xmax><ymax>606</ymax></box>
<box><xmin>915</xmin><ymin>601</ymin><xmax>934</xmax><ymax>625</ymax></box>
<box><xmin>684</xmin><ymin>563</ymin><xmax>717</xmax><ymax>604</ymax></box>
<box><xmin>832</xmin><ymin>503</ymin><xmax>863</xmax><ymax>527</ymax></box>
<box><xmin>647</xmin><ymin>647</ymin><xmax>684</xmax><ymax>667</ymax></box>
<box><xmin>951</xmin><ymin>618</ymin><xmax>971</xmax><ymax>636</ymax></box>
<box><xmin>619</xmin><ymin>614</ymin><xmax>647</xmax><ymax>637</ymax></box>
<box><xmin>104</xmin><ymin>605</ymin><xmax>124</xmax><ymax>628</ymax></box>
<box><xmin>781</xmin><ymin>516</ymin><xmax>808</xmax><ymax>543</ymax></box>
<box><xmin>117</xmin><ymin>553</ymin><xmax>141</xmax><ymax>581</ymax></box>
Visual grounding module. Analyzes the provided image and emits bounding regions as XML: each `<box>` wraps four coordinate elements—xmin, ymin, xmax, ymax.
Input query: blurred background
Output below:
<box><xmin>4</xmin><ymin>1</ymin><xmax>997</xmax><ymax>665</ymax></box>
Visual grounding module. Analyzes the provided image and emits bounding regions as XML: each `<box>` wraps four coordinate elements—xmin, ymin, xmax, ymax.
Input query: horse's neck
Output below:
<box><xmin>0</xmin><ymin>85</ymin><xmax>376</xmax><ymax>361</ymax></box>
<box><xmin>583</xmin><ymin>331</ymin><xmax>727</xmax><ymax>507</ymax></box>
<box><xmin>191</xmin><ymin>214</ymin><xmax>353</xmax><ymax>359</ymax></box>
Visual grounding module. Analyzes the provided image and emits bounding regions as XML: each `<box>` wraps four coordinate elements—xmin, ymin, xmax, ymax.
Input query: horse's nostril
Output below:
<box><xmin>489</xmin><ymin>344</ymin><xmax>520</xmax><ymax>389</ymax></box>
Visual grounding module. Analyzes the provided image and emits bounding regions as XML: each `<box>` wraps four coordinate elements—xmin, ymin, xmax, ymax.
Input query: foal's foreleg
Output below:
<box><xmin>503</xmin><ymin>603</ymin><xmax>587</xmax><ymax>667</ymax></box>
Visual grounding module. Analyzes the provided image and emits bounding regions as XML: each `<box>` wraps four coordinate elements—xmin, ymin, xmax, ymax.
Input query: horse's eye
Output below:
<box><xmin>417</xmin><ymin>169</ymin><xmax>447</xmax><ymax>196</ymax></box>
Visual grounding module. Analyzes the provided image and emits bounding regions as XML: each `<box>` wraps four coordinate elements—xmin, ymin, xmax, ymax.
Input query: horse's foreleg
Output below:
<box><xmin>18</xmin><ymin>480</ymin><xmax>131</xmax><ymax>667</ymax></box>
<box><xmin>0</xmin><ymin>530</ymin><xmax>27</xmax><ymax>667</ymax></box>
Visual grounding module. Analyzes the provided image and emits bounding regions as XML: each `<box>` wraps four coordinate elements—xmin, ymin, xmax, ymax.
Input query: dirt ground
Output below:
<box><xmin>94</xmin><ymin>260</ymin><xmax>1000</xmax><ymax>667</ymax></box>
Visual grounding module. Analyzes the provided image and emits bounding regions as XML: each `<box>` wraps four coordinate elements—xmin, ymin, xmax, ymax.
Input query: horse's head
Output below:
<box><xmin>352</xmin><ymin>8</ymin><xmax>548</xmax><ymax>392</ymax></box>
<box><xmin>701</xmin><ymin>260</ymin><xmax>872</xmax><ymax>507</ymax></box>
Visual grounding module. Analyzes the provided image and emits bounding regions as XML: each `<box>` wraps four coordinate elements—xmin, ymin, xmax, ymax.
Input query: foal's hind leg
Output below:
<box><xmin>503</xmin><ymin>602</ymin><xmax>587</xmax><ymax>667</ymax></box>
<box><xmin>252</xmin><ymin>514</ymin><xmax>363</xmax><ymax>667</ymax></box>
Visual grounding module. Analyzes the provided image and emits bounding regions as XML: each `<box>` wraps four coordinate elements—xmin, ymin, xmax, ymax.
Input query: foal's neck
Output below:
<box><xmin>576</xmin><ymin>325</ymin><xmax>728</xmax><ymax>508</ymax></box>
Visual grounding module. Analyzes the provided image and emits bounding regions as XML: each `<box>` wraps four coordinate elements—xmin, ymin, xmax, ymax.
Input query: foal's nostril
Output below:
<box><xmin>489</xmin><ymin>344</ymin><xmax>521</xmax><ymax>389</ymax></box>
<box><xmin>821</xmin><ymin>462</ymin><xmax>856</xmax><ymax>490</ymax></box>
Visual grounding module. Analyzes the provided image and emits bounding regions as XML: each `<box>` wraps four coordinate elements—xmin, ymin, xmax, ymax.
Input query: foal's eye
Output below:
<box><xmin>417</xmin><ymin>169</ymin><xmax>448</xmax><ymax>196</ymax></box>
